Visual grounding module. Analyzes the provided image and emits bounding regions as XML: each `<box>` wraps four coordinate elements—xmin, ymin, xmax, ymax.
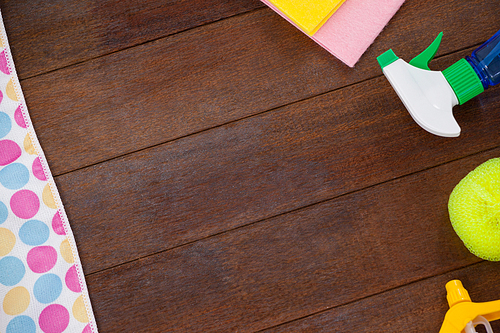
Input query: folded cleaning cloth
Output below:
<box><xmin>262</xmin><ymin>0</ymin><xmax>405</xmax><ymax>67</ymax></box>
<box><xmin>266</xmin><ymin>0</ymin><xmax>347</xmax><ymax>35</ymax></box>
<box><xmin>0</xmin><ymin>10</ymin><xmax>98</xmax><ymax>333</ymax></box>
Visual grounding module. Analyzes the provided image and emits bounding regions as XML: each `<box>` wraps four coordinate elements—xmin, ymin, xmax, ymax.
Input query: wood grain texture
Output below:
<box><xmin>19</xmin><ymin>0</ymin><xmax>500</xmax><ymax>175</ymax></box>
<box><xmin>263</xmin><ymin>262</ymin><xmax>500</xmax><ymax>333</ymax></box>
<box><xmin>84</xmin><ymin>148</ymin><xmax>500</xmax><ymax>332</ymax></box>
<box><xmin>0</xmin><ymin>0</ymin><xmax>264</xmax><ymax>79</ymax></box>
<box><xmin>55</xmin><ymin>68</ymin><xmax>500</xmax><ymax>274</ymax></box>
<box><xmin>2</xmin><ymin>0</ymin><xmax>500</xmax><ymax>332</ymax></box>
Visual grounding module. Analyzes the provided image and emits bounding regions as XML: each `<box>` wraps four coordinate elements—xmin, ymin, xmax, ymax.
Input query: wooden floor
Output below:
<box><xmin>3</xmin><ymin>0</ymin><xmax>500</xmax><ymax>331</ymax></box>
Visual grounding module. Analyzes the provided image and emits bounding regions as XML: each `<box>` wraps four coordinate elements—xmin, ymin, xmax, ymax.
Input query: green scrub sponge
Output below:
<box><xmin>448</xmin><ymin>158</ymin><xmax>500</xmax><ymax>261</ymax></box>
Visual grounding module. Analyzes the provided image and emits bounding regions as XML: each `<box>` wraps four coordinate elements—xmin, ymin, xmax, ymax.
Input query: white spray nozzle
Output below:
<box><xmin>382</xmin><ymin>56</ymin><xmax>460</xmax><ymax>137</ymax></box>
<box><xmin>377</xmin><ymin>32</ymin><xmax>485</xmax><ymax>137</ymax></box>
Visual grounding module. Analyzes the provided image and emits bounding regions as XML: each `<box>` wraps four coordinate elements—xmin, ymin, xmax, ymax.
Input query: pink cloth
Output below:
<box><xmin>262</xmin><ymin>0</ymin><xmax>405</xmax><ymax>67</ymax></box>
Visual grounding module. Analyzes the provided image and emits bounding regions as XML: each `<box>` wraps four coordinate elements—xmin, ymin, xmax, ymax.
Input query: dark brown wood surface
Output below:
<box><xmin>2</xmin><ymin>0</ymin><xmax>500</xmax><ymax>331</ymax></box>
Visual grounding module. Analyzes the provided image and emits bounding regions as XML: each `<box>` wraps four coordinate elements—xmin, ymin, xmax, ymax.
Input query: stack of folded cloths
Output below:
<box><xmin>262</xmin><ymin>0</ymin><xmax>405</xmax><ymax>67</ymax></box>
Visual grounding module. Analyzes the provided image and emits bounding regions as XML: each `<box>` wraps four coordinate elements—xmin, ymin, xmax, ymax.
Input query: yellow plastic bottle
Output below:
<box><xmin>439</xmin><ymin>280</ymin><xmax>500</xmax><ymax>333</ymax></box>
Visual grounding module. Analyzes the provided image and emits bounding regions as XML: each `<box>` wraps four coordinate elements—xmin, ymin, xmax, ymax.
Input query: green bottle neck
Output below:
<box><xmin>442</xmin><ymin>58</ymin><xmax>484</xmax><ymax>105</ymax></box>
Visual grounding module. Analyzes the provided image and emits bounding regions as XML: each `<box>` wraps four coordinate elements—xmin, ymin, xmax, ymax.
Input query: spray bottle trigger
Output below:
<box><xmin>409</xmin><ymin>32</ymin><xmax>443</xmax><ymax>70</ymax></box>
<box><xmin>465</xmin><ymin>316</ymin><xmax>494</xmax><ymax>333</ymax></box>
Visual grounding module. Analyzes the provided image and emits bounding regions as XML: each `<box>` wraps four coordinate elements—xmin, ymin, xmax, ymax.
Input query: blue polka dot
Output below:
<box><xmin>19</xmin><ymin>220</ymin><xmax>49</xmax><ymax>246</ymax></box>
<box><xmin>0</xmin><ymin>256</ymin><xmax>25</xmax><ymax>286</ymax></box>
<box><xmin>0</xmin><ymin>111</ymin><xmax>11</xmax><ymax>139</ymax></box>
<box><xmin>0</xmin><ymin>201</ymin><xmax>7</xmax><ymax>224</ymax></box>
<box><xmin>6</xmin><ymin>315</ymin><xmax>36</xmax><ymax>333</ymax></box>
<box><xmin>33</xmin><ymin>274</ymin><xmax>62</xmax><ymax>303</ymax></box>
<box><xmin>0</xmin><ymin>163</ymin><xmax>30</xmax><ymax>190</ymax></box>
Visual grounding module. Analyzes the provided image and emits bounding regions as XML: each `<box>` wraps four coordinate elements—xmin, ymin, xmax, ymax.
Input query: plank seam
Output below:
<box><xmin>47</xmin><ymin>44</ymin><xmax>482</xmax><ymax>178</ymax></box>
<box><xmin>83</xmin><ymin>145</ymin><xmax>500</xmax><ymax>277</ymax></box>
<box><xmin>17</xmin><ymin>7</ymin><xmax>268</xmax><ymax>81</ymax></box>
<box><xmin>252</xmin><ymin>260</ymin><xmax>485</xmax><ymax>332</ymax></box>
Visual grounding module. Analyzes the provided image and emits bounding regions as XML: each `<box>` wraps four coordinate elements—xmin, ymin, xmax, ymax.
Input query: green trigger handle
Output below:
<box><xmin>409</xmin><ymin>32</ymin><xmax>443</xmax><ymax>70</ymax></box>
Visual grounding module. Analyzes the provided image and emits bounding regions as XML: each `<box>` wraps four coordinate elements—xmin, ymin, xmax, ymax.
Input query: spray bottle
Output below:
<box><xmin>377</xmin><ymin>30</ymin><xmax>500</xmax><ymax>137</ymax></box>
<box><xmin>439</xmin><ymin>280</ymin><xmax>500</xmax><ymax>333</ymax></box>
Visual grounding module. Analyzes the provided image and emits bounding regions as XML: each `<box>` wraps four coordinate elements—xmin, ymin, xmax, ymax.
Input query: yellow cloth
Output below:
<box><xmin>267</xmin><ymin>0</ymin><xmax>347</xmax><ymax>35</ymax></box>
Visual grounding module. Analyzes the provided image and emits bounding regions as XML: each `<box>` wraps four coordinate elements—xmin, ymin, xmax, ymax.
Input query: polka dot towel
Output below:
<box><xmin>0</xmin><ymin>11</ymin><xmax>98</xmax><ymax>333</ymax></box>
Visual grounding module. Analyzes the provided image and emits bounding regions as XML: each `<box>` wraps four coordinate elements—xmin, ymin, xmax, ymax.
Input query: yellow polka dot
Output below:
<box><xmin>42</xmin><ymin>184</ymin><xmax>57</xmax><ymax>209</ymax></box>
<box><xmin>3</xmin><ymin>286</ymin><xmax>30</xmax><ymax>315</ymax></box>
<box><xmin>60</xmin><ymin>238</ymin><xmax>74</xmax><ymax>263</ymax></box>
<box><xmin>72</xmin><ymin>295</ymin><xmax>89</xmax><ymax>323</ymax></box>
<box><xmin>23</xmin><ymin>134</ymin><xmax>36</xmax><ymax>155</ymax></box>
<box><xmin>6</xmin><ymin>78</ymin><xmax>18</xmax><ymax>101</ymax></box>
<box><xmin>0</xmin><ymin>228</ymin><xmax>16</xmax><ymax>256</ymax></box>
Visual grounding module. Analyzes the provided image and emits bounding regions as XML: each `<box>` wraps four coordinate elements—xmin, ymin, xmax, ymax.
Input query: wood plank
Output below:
<box><xmin>0</xmin><ymin>0</ymin><xmax>265</xmax><ymax>79</ymax></box>
<box><xmin>263</xmin><ymin>261</ymin><xmax>500</xmax><ymax>333</ymax></box>
<box><xmin>56</xmin><ymin>68</ymin><xmax>500</xmax><ymax>274</ymax></box>
<box><xmin>4</xmin><ymin>0</ymin><xmax>499</xmax><ymax>79</ymax></box>
<box><xmin>84</xmin><ymin>148</ymin><xmax>500</xmax><ymax>332</ymax></box>
<box><xmin>21</xmin><ymin>0</ymin><xmax>500</xmax><ymax>175</ymax></box>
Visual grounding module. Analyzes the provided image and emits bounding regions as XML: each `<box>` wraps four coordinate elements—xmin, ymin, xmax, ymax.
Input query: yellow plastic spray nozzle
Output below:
<box><xmin>439</xmin><ymin>280</ymin><xmax>500</xmax><ymax>333</ymax></box>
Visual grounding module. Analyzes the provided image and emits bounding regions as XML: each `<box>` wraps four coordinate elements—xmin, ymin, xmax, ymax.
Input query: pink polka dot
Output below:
<box><xmin>27</xmin><ymin>246</ymin><xmax>57</xmax><ymax>273</ymax></box>
<box><xmin>10</xmin><ymin>190</ymin><xmax>40</xmax><ymax>219</ymax></box>
<box><xmin>39</xmin><ymin>304</ymin><xmax>69</xmax><ymax>333</ymax></box>
<box><xmin>14</xmin><ymin>105</ymin><xmax>27</xmax><ymax>128</ymax></box>
<box><xmin>65</xmin><ymin>265</ymin><xmax>81</xmax><ymax>292</ymax></box>
<box><xmin>0</xmin><ymin>50</ymin><xmax>10</xmax><ymax>75</ymax></box>
<box><xmin>82</xmin><ymin>324</ymin><xmax>91</xmax><ymax>333</ymax></box>
<box><xmin>52</xmin><ymin>212</ymin><xmax>66</xmax><ymax>235</ymax></box>
<box><xmin>32</xmin><ymin>156</ymin><xmax>47</xmax><ymax>181</ymax></box>
<box><xmin>0</xmin><ymin>140</ymin><xmax>22</xmax><ymax>166</ymax></box>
